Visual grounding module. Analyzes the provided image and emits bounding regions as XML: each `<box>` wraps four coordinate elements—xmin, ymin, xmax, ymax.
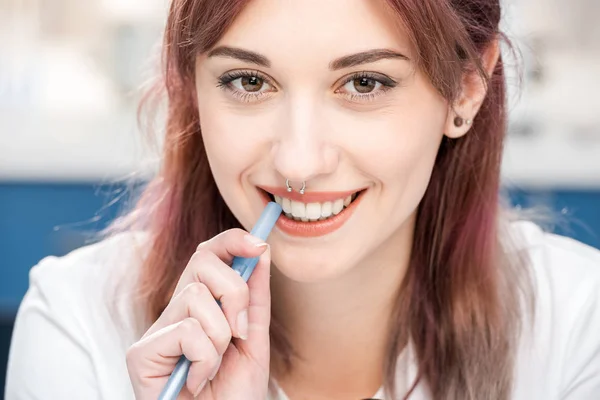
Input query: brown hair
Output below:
<box><xmin>121</xmin><ymin>0</ymin><xmax>533</xmax><ymax>398</ymax></box>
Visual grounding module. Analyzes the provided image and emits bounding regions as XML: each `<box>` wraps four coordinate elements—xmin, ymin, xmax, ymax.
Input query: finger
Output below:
<box><xmin>195</xmin><ymin>228</ymin><xmax>269</xmax><ymax>264</ymax></box>
<box><xmin>173</xmin><ymin>226</ymin><xmax>269</xmax><ymax>300</ymax></box>
<box><xmin>176</xmin><ymin>250</ymin><xmax>252</xmax><ymax>339</ymax></box>
<box><xmin>127</xmin><ymin>318</ymin><xmax>220</xmax><ymax>396</ymax></box>
<box><xmin>238</xmin><ymin>246</ymin><xmax>272</xmax><ymax>364</ymax></box>
<box><xmin>144</xmin><ymin>282</ymin><xmax>232</xmax><ymax>355</ymax></box>
<box><xmin>247</xmin><ymin>244</ymin><xmax>272</xmax><ymax>311</ymax></box>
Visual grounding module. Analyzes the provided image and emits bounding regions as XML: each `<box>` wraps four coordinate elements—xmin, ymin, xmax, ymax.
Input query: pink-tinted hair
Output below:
<box><xmin>118</xmin><ymin>0</ymin><xmax>533</xmax><ymax>398</ymax></box>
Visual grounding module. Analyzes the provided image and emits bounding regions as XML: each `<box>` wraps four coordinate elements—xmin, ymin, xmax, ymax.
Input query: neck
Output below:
<box><xmin>270</xmin><ymin>215</ymin><xmax>414</xmax><ymax>397</ymax></box>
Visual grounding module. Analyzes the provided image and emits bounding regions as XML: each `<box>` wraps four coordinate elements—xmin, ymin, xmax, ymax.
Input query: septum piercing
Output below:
<box><xmin>285</xmin><ymin>179</ymin><xmax>306</xmax><ymax>195</ymax></box>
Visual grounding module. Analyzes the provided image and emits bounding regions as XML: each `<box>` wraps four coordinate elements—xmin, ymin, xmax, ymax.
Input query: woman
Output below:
<box><xmin>6</xmin><ymin>0</ymin><xmax>600</xmax><ymax>399</ymax></box>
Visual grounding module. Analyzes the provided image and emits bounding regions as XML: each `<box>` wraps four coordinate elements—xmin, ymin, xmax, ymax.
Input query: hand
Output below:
<box><xmin>126</xmin><ymin>228</ymin><xmax>272</xmax><ymax>399</ymax></box>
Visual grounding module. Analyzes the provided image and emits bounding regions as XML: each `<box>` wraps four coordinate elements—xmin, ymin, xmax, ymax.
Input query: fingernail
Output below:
<box><xmin>209</xmin><ymin>355</ymin><xmax>223</xmax><ymax>381</ymax></box>
<box><xmin>237</xmin><ymin>309</ymin><xmax>248</xmax><ymax>340</ymax></box>
<box><xmin>194</xmin><ymin>379</ymin><xmax>207</xmax><ymax>397</ymax></box>
<box><xmin>245</xmin><ymin>234</ymin><xmax>267</xmax><ymax>247</ymax></box>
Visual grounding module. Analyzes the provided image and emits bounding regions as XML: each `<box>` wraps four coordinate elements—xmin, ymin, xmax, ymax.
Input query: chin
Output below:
<box><xmin>270</xmin><ymin>245</ymin><xmax>353</xmax><ymax>283</ymax></box>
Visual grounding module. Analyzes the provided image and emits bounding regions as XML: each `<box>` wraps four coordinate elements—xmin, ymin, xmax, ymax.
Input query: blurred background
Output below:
<box><xmin>1</xmin><ymin>0</ymin><xmax>599</xmax><ymax>394</ymax></box>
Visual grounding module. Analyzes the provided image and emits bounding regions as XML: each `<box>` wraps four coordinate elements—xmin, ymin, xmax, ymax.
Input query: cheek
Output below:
<box><xmin>196</xmin><ymin>96</ymin><xmax>278</xmax><ymax>229</ymax></box>
<box><xmin>336</xmin><ymin>79</ymin><xmax>447</xmax><ymax>189</ymax></box>
<box><xmin>197</xmin><ymin>97</ymin><xmax>270</xmax><ymax>180</ymax></box>
<box><xmin>196</xmin><ymin>98</ymin><xmax>261</xmax><ymax>222</ymax></box>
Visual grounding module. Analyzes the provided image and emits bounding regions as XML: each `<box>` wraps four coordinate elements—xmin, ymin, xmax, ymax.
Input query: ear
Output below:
<box><xmin>444</xmin><ymin>39</ymin><xmax>500</xmax><ymax>139</ymax></box>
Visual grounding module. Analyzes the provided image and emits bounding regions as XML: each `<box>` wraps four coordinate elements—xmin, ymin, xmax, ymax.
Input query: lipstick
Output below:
<box><xmin>259</xmin><ymin>186</ymin><xmax>365</xmax><ymax>238</ymax></box>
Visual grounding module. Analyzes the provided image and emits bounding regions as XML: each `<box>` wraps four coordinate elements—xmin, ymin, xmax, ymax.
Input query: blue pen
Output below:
<box><xmin>158</xmin><ymin>201</ymin><xmax>282</xmax><ymax>400</ymax></box>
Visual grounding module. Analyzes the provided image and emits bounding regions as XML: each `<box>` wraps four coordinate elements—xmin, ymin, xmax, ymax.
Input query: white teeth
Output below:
<box><xmin>291</xmin><ymin>200</ymin><xmax>306</xmax><ymax>218</ymax></box>
<box><xmin>282</xmin><ymin>197</ymin><xmax>292</xmax><ymax>213</ymax></box>
<box><xmin>332</xmin><ymin>199</ymin><xmax>344</xmax><ymax>215</ymax></box>
<box><xmin>306</xmin><ymin>202</ymin><xmax>321</xmax><ymax>220</ymax></box>
<box><xmin>270</xmin><ymin>191</ymin><xmax>359</xmax><ymax>221</ymax></box>
<box><xmin>321</xmin><ymin>201</ymin><xmax>332</xmax><ymax>218</ymax></box>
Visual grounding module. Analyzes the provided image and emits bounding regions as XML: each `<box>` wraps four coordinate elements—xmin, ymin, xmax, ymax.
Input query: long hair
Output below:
<box><xmin>118</xmin><ymin>0</ymin><xmax>533</xmax><ymax>398</ymax></box>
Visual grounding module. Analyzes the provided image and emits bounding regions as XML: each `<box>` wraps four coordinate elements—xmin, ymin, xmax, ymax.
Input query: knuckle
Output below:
<box><xmin>188</xmin><ymin>252</ymin><xmax>217</xmax><ymax>279</ymax></box>
<box><xmin>218</xmin><ymin>228</ymin><xmax>247</xmax><ymax>246</ymax></box>
<box><xmin>220</xmin><ymin>282</ymin><xmax>249</xmax><ymax>311</ymax></box>
<box><xmin>229</xmin><ymin>282</ymin><xmax>250</xmax><ymax>302</ymax></box>
<box><xmin>195</xmin><ymin>228</ymin><xmax>246</xmax><ymax>253</ymax></box>
<box><xmin>209</xmin><ymin>351</ymin><xmax>220</xmax><ymax>366</ymax></box>
<box><xmin>125</xmin><ymin>342</ymin><xmax>143</xmax><ymax>365</ymax></box>
<box><xmin>191</xmin><ymin>246</ymin><xmax>211</xmax><ymax>262</ymax></box>
<box><xmin>195</xmin><ymin>240</ymin><xmax>209</xmax><ymax>252</ymax></box>
<box><xmin>191</xmin><ymin>307</ymin><xmax>231</xmax><ymax>353</ymax></box>
<box><xmin>214</xmin><ymin>331</ymin><xmax>232</xmax><ymax>354</ymax></box>
<box><xmin>179</xmin><ymin>317</ymin><xmax>201</xmax><ymax>335</ymax></box>
<box><xmin>183</xmin><ymin>282</ymin><xmax>209</xmax><ymax>300</ymax></box>
<box><xmin>228</xmin><ymin>228</ymin><xmax>247</xmax><ymax>237</ymax></box>
<box><xmin>125</xmin><ymin>346</ymin><xmax>136</xmax><ymax>363</ymax></box>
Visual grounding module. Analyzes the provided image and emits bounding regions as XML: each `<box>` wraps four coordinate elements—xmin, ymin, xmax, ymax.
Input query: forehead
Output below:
<box><xmin>211</xmin><ymin>0</ymin><xmax>414</xmax><ymax>68</ymax></box>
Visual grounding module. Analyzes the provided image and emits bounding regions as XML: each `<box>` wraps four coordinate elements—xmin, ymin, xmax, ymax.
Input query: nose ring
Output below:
<box><xmin>285</xmin><ymin>179</ymin><xmax>306</xmax><ymax>195</ymax></box>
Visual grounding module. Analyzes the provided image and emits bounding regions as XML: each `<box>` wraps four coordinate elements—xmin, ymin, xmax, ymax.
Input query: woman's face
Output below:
<box><xmin>195</xmin><ymin>0</ymin><xmax>453</xmax><ymax>282</ymax></box>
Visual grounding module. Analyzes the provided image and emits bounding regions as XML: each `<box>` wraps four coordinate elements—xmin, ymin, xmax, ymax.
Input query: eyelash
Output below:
<box><xmin>216</xmin><ymin>70</ymin><xmax>272</xmax><ymax>103</ymax></box>
<box><xmin>216</xmin><ymin>70</ymin><xmax>397</xmax><ymax>103</ymax></box>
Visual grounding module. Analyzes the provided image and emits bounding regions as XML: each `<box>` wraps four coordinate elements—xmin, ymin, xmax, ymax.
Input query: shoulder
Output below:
<box><xmin>509</xmin><ymin>219</ymin><xmax>600</xmax><ymax>303</ymax></box>
<box><xmin>24</xmin><ymin>230</ymin><xmax>150</xmax><ymax>345</ymax></box>
<box><xmin>29</xmin><ymin>230</ymin><xmax>149</xmax><ymax>294</ymax></box>
<box><xmin>7</xmin><ymin>231</ymin><xmax>150</xmax><ymax>399</ymax></box>
<box><xmin>508</xmin><ymin>221</ymin><xmax>600</xmax><ymax>398</ymax></box>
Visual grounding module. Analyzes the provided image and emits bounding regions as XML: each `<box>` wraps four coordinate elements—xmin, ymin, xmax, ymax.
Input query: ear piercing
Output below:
<box><xmin>454</xmin><ymin>116</ymin><xmax>472</xmax><ymax>127</ymax></box>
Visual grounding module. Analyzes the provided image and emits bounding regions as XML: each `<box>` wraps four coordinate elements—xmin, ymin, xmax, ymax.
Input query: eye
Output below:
<box><xmin>335</xmin><ymin>72</ymin><xmax>397</xmax><ymax>102</ymax></box>
<box><xmin>343</xmin><ymin>77</ymin><xmax>381</xmax><ymax>94</ymax></box>
<box><xmin>216</xmin><ymin>70</ymin><xmax>276</xmax><ymax>102</ymax></box>
<box><xmin>231</xmin><ymin>75</ymin><xmax>270</xmax><ymax>92</ymax></box>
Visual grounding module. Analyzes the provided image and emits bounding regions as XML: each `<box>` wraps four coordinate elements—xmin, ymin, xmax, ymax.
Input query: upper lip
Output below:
<box><xmin>259</xmin><ymin>185</ymin><xmax>366</xmax><ymax>203</ymax></box>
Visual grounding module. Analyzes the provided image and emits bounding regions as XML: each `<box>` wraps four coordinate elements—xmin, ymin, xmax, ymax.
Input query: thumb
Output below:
<box><xmin>246</xmin><ymin>244</ymin><xmax>271</xmax><ymax>318</ymax></box>
<box><xmin>238</xmin><ymin>245</ymin><xmax>271</xmax><ymax>360</ymax></box>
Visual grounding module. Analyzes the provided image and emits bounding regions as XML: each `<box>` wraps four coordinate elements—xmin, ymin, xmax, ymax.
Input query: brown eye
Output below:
<box><xmin>241</xmin><ymin>76</ymin><xmax>264</xmax><ymax>92</ymax></box>
<box><xmin>340</xmin><ymin>75</ymin><xmax>384</xmax><ymax>96</ymax></box>
<box><xmin>353</xmin><ymin>77</ymin><xmax>376</xmax><ymax>93</ymax></box>
<box><xmin>335</xmin><ymin>72</ymin><xmax>397</xmax><ymax>102</ymax></box>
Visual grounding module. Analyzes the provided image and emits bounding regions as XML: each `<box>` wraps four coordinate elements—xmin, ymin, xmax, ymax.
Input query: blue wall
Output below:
<box><xmin>0</xmin><ymin>183</ymin><xmax>136</xmax><ymax>316</ymax></box>
<box><xmin>0</xmin><ymin>182</ymin><xmax>136</xmax><ymax>395</ymax></box>
<box><xmin>1</xmin><ymin>182</ymin><xmax>599</xmax><ymax>314</ymax></box>
<box><xmin>1</xmin><ymin>182</ymin><xmax>599</xmax><ymax>394</ymax></box>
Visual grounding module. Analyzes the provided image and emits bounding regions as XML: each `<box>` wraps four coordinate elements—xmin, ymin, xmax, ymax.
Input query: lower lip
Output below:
<box><xmin>260</xmin><ymin>190</ymin><xmax>365</xmax><ymax>238</ymax></box>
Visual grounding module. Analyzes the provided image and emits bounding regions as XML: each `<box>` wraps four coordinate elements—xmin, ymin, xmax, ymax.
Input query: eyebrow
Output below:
<box><xmin>329</xmin><ymin>49</ymin><xmax>410</xmax><ymax>70</ymax></box>
<box><xmin>207</xmin><ymin>46</ymin><xmax>410</xmax><ymax>70</ymax></box>
<box><xmin>207</xmin><ymin>46</ymin><xmax>271</xmax><ymax>68</ymax></box>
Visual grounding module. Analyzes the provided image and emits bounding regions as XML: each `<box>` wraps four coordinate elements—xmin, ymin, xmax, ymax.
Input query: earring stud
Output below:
<box><xmin>454</xmin><ymin>116</ymin><xmax>473</xmax><ymax>127</ymax></box>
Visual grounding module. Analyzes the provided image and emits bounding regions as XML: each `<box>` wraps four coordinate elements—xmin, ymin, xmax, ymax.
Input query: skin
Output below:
<box><xmin>126</xmin><ymin>0</ymin><xmax>499</xmax><ymax>398</ymax></box>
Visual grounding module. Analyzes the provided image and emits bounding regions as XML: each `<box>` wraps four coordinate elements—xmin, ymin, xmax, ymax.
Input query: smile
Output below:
<box><xmin>274</xmin><ymin>192</ymin><xmax>359</xmax><ymax>221</ymax></box>
<box><xmin>258</xmin><ymin>186</ymin><xmax>366</xmax><ymax>237</ymax></box>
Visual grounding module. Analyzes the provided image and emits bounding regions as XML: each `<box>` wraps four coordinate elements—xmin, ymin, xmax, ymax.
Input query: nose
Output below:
<box><xmin>272</xmin><ymin>94</ymin><xmax>338</xmax><ymax>184</ymax></box>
